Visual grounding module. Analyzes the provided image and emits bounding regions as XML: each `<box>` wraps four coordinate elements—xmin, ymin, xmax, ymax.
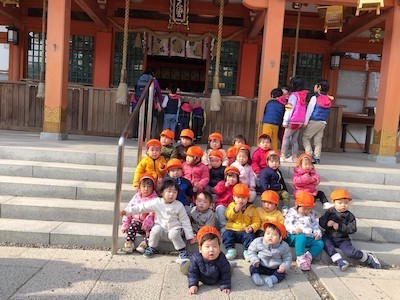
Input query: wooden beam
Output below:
<box><xmin>331</xmin><ymin>10</ymin><xmax>389</xmax><ymax>48</ymax></box>
<box><xmin>0</xmin><ymin>5</ymin><xmax>21</xmax><ymax>24</ymax></box>
<box><xmin>243</xmin><ymin>0</ymin><xmax>268</xmax><ymax>10</ymax></box>
<box><xmin>248</xmin><ymin>10</ymin><xmax>265</xmax><ymax>39</ymax></box>
<box><xmin>74</xmin><ymin>0</ymin><xmax>108</xmax><ymax>29</ymax></box>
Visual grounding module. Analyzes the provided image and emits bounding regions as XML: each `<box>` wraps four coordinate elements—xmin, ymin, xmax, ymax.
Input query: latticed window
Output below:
<box><xmin>295</xmin><ymin>52</ymin><xmax>323</xmax><ymax>91</ymax></box>
<box><xmin>27</xmin><ymin>32</ymin><xmax>45</xmax><ymax>80</ymax></box>
<box><xmin>69</xmin><ymin>35</ymin><xmax>94</xmax><ymax>84</ymax></box>
<box><xmin>113</xmin><ymin>32</ymin><xmax>144</xmax><ymax>87</ymax></box>
<box><xmin>208</xmin><ymin>41</ymin><xmax>240</xmax><ymax>95</ymax></box>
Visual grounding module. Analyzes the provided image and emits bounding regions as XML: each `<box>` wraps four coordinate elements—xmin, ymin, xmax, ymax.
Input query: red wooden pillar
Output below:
<box><xmin>370</xmin><ymin>5</ymin><xmax>400</xmax><ymax>162</ymax></box>
<box><xmin>41</xmin><ymin>0</ymin><xmax>71</xmax><ymax>140</ymax></box>
<box><xmin>8</xmin><ymin>44</ymin><xmax>20</xmax><ymax>81</ymax></box>
<box><xmin>238</xmin><ymin>43</ymin><xmax>258</xmax><ymax>98</ymax></box>
<box><xmin>93</xmin><ymin>31</ymin><xmax>112</xmax><ymax>88</ymax></box>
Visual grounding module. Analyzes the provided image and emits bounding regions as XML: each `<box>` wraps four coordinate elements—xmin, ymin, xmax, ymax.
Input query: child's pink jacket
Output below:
<box><xmin>292</xmin><ymin>166</ymin><xmax>320</xmax><ymax>196</ymax></box>
<box><xmin>230</xmin><ymin>161</ymin><xmax>256</xmax><ymax>188</ymax></box>
<box><xmin>121</xmin><ymin>191</ymin><xmax>158</xmax><ymax>232</ymax></box>
<box><xmin>182</xmin><ymin>161</ymin><xmax>210</xmax><ymax>192</ymax></box>
<box><xmin>214</xmin><ymin>180</ymin><xmax>234</xmax><ymax>208</ymax></box>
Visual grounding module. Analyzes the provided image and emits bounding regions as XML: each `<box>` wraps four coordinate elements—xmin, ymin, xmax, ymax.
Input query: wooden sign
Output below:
<box><xmin>168</xmin><ymin>0</ymin><xmax>189</xmax><ymax>29</ymax></box>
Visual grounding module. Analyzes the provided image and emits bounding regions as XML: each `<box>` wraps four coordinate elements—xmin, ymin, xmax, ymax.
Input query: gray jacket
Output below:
<box><xmin>189</xmin><ymin>207</ymin><xmax>216</xmax><ymax>233</ymax></box>
<box><xmin>248</xmin><ymin>237</ymin><xmax>292</xmax><ymax>271</ymax></box>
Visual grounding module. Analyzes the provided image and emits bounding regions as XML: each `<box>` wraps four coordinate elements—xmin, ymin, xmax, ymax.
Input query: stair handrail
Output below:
<box><xmin>111</xmin><ymin>78</ymin><xmax>155</xmax><ymax>255</ymax></box>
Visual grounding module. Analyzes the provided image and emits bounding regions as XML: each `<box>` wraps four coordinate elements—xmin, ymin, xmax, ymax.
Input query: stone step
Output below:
<box><xmin>0</xmin><ymin>196</ymin><xmax>128</xmax><ymax>224</ymax></box>
<box><xmin>0</xmin><ymin>146</ymin><xmax>137</xmax><ymax>167</ymax></box>
<box><xmin>350</xmin><ymin>199</ymin><xmax>400</xmax><ymax>221</ymax></box>
<box><xmin>353</xmin><ymin>218</ymin><xmax>400</xmax><ymax>243</ymax></box>
<box><xmin>0</xmin><ymin>160</ymin><xmax>134</xmax><ymax>184</ymax></box>
<box><xmin>0</xmin><ymin>176</ymin><xmax>133</xmax><ymax>202</ymax></box>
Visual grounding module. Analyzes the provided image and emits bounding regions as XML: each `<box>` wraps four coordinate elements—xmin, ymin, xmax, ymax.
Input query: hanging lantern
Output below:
<box><xmin>369</xmin><ymin>27</ymin><xmax>382</xmax><ymax>43</ymax></box>
<box><xmin>134</xmin><ymin>33</ymin><xmax>142</xmax><ymax>48</ymax></box>
<box><xmin>323</xmin><ymin>6</ymin><xmax>344</xmax><ymax>33</ymax></box>
<box><xmin>356</xmin><ymin>0</ymin><xmax>384</xmax><ymax>16</ymax></box>
<box><xmin>6</xmin><ymin>26</ymin><xmax>19</xmax><ymax>45</ymax></box>
<box><xmin>330</xmin><ymin>52</ymin><xmax>341</xmax><ymax>69</ymax></box>
<box><xmin>0</xmin><ymin>0</ymin><xmax>19</xmax><ymax>7</ymax></box>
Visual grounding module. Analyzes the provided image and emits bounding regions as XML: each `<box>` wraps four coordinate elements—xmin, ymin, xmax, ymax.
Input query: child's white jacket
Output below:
<box><xmin>284</xmin><ymin>207</ymin><xmax>322</xmax><ymax>238</ymax></box>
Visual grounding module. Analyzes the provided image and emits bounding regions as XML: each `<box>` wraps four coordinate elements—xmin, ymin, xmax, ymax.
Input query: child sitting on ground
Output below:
<box><xmin>251</xmin><ymin>134</ymin><xmax>272</xmax><ymax>176</ymax></box>
<box><xmin>120</xmin><ymin>179</ymin><xmax>196</xmax><ymax>259</ymax></box>
<box><xmin>206</xmin><ymin>150</ymin><xmax>226</xmax><ymax>194</ymax></box>
<box><xmin>230</xmin><ymin>145</ymin><xmax>257</xmax><ymax>203</ymax></box>
<box><xmin>202</xmin><ymin>132</ymin><xmax>229</xmax><ymax>167</ymax></box>
<box><xmin>176</xmin><ymin>129</ymin><xmax>194</xmax><ymax>162</ymax></box>
<box><xmin>133</xmin><ymin>139</ymin><xmax>166</xmax><ymax>191</ymax></box>
<box><xmin>284</xmin><ymin>191</ymin><xmax>324</xmax><ymax>271</ymax></box>
<box><xmin>319</xmin><ymin>188</ymin><xmax>381</xmax><ymax>271</ymax></box>
<box><xmin>189</xmin><ymin>191</ymin><xmax>216</xmax><ymax>234</ymax></box>
<box><xmin>182</xmin><ymin>146</ymin><xmax>209</xmax><ymax>194</ymax></box>
<box><xmin>248</xmin><ymin>222</ymin><xmax>292</xmax><ymax>287</ymax></box>
<box><xmin>255</xmin><ymin>190</ymin><xmax>284</xmax><ymax>237</ymax></box>
<box><xmin>292</xmin><ymin>153</ymin><xmax>332</xmax><ymax>210</ymax></box>
<box><xmin>160</xmin><ymin>129</ymin><xmax>178</xmax><ymax>162</ymax></box>
<box><xmin>223</xmin><ymin>184</ymin><xmax>260</xmax><ymax>261</ymax></box>
<box><xmin>185</xmin><ymin>226</ymin><xmax>231</xmax><ymax>295</ymax></box>
<box><xmin>214</xmin><ymin>166</ymin><xmax>240</xmax><ymax>232</ymax></box>
<box><xmin>227</xmin><ymin>134</ymin><xmax>247</xmax><ymax>165</ymax></box>
<box><xmin>163</xmin><ymin>158</ymin><xmax>193</xmax><ymax>211</ymax></box>
<box><xmin>121</xmin><ymin>173</ymin><xmax>158</xmax><ymax>253</ymax></box>
<box><xmin>259</xmin><ymin>150</ymin><xmax>290</xmax><ymax>209</ymax></box>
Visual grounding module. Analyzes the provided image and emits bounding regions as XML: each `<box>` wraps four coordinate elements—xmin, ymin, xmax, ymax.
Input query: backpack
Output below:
<box><xmin>134</xmin><ymin>73</ymin><xmax>153</xmax><ymax>101</ymax></box>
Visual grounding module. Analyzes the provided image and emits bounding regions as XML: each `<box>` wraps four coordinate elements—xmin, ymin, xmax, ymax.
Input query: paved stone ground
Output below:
<box><xmin>0</xmin><ymin>246</ymin><xmax>398</xmax><ymax>300</ymax></box>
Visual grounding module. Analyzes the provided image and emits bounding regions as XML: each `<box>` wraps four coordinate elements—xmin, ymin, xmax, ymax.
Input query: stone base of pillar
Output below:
<box><xmin>368</xmin><ymin>154</ymin><xmax>398</xmax><ymax>164</ymax></box>
<box><xmin>40</xmin><ymin>132</ymin><xmax>68</xmax><ymax>141</ymax></box>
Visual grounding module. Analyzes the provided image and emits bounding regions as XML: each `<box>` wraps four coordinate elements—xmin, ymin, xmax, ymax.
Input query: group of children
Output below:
<box><xmin>119</xmin><ymin>77</ymin><xmax>381</xmax><ymax>294</ymax></box>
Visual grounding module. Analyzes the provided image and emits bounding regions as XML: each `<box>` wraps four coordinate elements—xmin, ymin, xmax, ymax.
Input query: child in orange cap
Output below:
<box><xmin>292</xmin><ymin>153</ymin><xmax>332</xmax><ymax>210</ymax></box>
<box><xmin>176</xmin><ymin>129</ymin><xmax>194</xmax><ymax>162</ymax></box>
<box><xmin>121</xmin><ymin>173</ymin><xmax>158</xmax><ymax>254</ymax></box>
<box><xmin>284</xmin><ymin>191</ymin><xmax>324</xmax><ymax>271</ymax></box>
<box><xmin>205</xmin><ymin>150</ymin><xmax>226</xmax><ymax>194</ymax></box>
<box><xmin>162</xmin><ymin>85</ymin><xmax>181</xmax><ymax>132</ymax></box>
<box><xmin>182</xmin><ymin>145</ymin><xmax>209</xmax><ymax>194</ymax></box>
<box><xmin>255</xmin><ymin>190</ymin><xmax>284</xmax><ymax>237</ymax></box>
<box><xmin>319</xmin><ymin>189</ymin><xmax>381</xmax><ymax>271</ymax></box>
<box><xmin>160</xmin><ymin>129</ymin><xmax>178</xmax><ymax>162</ymax></box>
<box><xmin>202</xmin><ymin>132</ymin><xmax>229</xmax><ymax>167</ymax></box>
<box><xmin>189</xmin><ymin>191</ymin><xmax>216</xmax><ymax>233</ymax></box>
<box><xmin>133</xmin><ymin>139</ymin><xmax>166</xmax><ymax>190</ymax></box>
<box><xmin>230</xmin><ymin>146</ymin><xmax>257</xmax><ymax>203</ymax></box>
<box><xmin>251</xmin><ymin>134</ymin><xmax>272</xmax><ymax>176</ymax></box>
<box><xmin>164</xmin><ymin>158</ymin><xmax>193</xmax><ymax>211</ymax></box>
<box><xmin>226</xmin><ymin>134</ymin><xmax>247</xmax><ymax>165</ymax></box>
<box><xmin>184</xmin><ymin>226</ymin><xmax>231</xmax><ymax>295</ymax></box>
<box><xmin>222</xmin><ymin>184</ymin><xmax>260</xmax><ymax>261</ymax></box>
<box><xmin>214</xmin><ymin>166</ymin><xmax>240</xmax><ymax>232</ymax></box>
<box><xmin>248</xmin><ymin>222</ymin><xmax>292</xmax><ymax>287</ymax></box>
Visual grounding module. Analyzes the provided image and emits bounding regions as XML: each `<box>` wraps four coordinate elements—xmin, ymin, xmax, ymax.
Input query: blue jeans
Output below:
<box><xmin>163</xmin><ymin>113</ymin><xmax>177</xmax><ymax>131</ymax></box>
<box><xmin>222</xmin><ymin>229</ymin><xmax>254</xmax><ymax>250</ymax></box>
<box><xmin>286</xmin><ymin>233</ymin><xmax>324</xmax><ymax>258</ymax></box>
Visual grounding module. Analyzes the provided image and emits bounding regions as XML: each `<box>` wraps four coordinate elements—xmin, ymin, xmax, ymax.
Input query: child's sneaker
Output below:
<box><xmin>122</xmin><ymin>241</ymin><xmax>134</xmax><ymax>253</ymax></box>
<box><xmin>337</xmin><ymin>259</ymin><xmax>349</xmax><ymax>271</ymax></box>
<box><xmin>251</xmin><ymin>273</ymin><xmax>264</xmax><ymax>286</ymax></box>
<box><xmin>367</xmin><ymin>253</ymin><xmax>381</xmax><ymax>269</ymax></box>
<box><xmin>323</xmin><ymin>202</ymin><xmax>334</xmax><ymax>209</ymax></box>
<box><xmin>135</xmin><ymin>241</ymin><xmax>147</xmax><ymax>254</ymax></box>
<box><xmin>178</xmin><ymin>249</ymin><xmax>190</xmax><ymax>260</ymax></box>
<box><xmin>304</xmin><ymin>251</ymin><xmax>313</xmax><ymax>264</ymax></box>
<box><xmin>296</xmin><ymin>253</ymin><xmax>310</xmax><ymax>271</ymax></box>
<box><xmin>243</xmin><ymin>250</ymin><xmax>250</xmax><ymax>262</ymax></box>
<box><xmin>225</xmin><ymin>248</ymin><xmax>237</xmax><ymax>260</ymax></box>
<box><xmin>143</xmin><ymin>246</ymin><xmax>156</xmax><ymax>258</ymax></box>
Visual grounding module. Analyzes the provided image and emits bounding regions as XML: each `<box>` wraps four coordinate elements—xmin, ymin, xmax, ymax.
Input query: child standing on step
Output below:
<box><xmin>120</xmin><ymin>179</ymin><xmax>196</xmax><ymax>259</ymax></box>
<box><xmin>121</xmin><ymin>173</ymin><xmax>158</xmax><ymax>253</ymax></box>
<box><xmin>292</xmin><ymin>154</ymin><xmax>332</xmax><ymax>210</ymax></box>
<box><xmin>202</xmin><ymin>132</ymin><xmax>229</xmax><ymax>167</ymax></box>
<box><xmin>319</xmin><ymin>188</ymin><xmax>381</xmax><ymax>271</ymax></box>
<box><xmin>160</xmin><ymin>129</ymin><xmax>178</xmax><ymax>162</ymax></box>
<box><xmin>284</xmin><ymin>191</ymin><xmax>324</xmax><ymax>271</ymax></box>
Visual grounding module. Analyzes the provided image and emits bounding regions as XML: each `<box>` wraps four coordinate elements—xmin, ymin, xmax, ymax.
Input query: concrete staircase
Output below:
<box><xmin>0</xmin><ymin>137</ymin><xmax>400</xmax><ymax>266</ymax></box>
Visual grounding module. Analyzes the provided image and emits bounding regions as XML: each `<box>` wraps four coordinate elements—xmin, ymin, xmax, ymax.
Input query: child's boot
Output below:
<box><xmin>122</xmin><ymin>241</ymin><xmax>134</xmax><ymax>253</ymax></box>
<box><xmin>264</xmin><ymin>275</ymin><xmax>278</xmax><ymax>288</ymax></box>
<box><xmin>337</xmin><ymin>259</ymin><xmax>349</xmax><ymax>271</ymax></box>
<box><xmin>251</xmin><ymin>273</ymin><xmax>264</xmax><ymax>286</ymax></box>
<box><xmin>143</xmin><ymin>246</ymin><xmax>157</xmax><ymax>258</ymax></box>
<box><xmin>366</xmin><ymin>252</ymin><xmax>381</xmax><ymax>269</ymax></box>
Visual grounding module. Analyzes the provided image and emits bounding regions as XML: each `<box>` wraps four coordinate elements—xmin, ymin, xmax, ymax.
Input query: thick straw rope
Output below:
<box><xmin>36</xmin><ymin>0</ymin><xmax>47</xmax><ymax>99</ymax></box>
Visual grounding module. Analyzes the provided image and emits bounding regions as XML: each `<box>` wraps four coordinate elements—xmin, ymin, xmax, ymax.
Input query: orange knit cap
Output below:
<box><xmin>330</xmin><ymin>188</ymin><xmax>352</xmax><ymax>202</ymax></box>
<box><xmin>146</xmin><ymin>139</ymin><xmax>162</xmax><ymax>149</ymax></box>
<box><xmin>160</xmin><ymin>129</ymin><xmax>175</xmax><ymax>140</ymax></box>
<box><xmin>196</xmin><ymin>225</ymin><xmax>221</xmax><ymax>244</ymax></box>
<box><xmin>209</xmin><ymin>150</ymin><xmax>223</xmax><ymax>160</ymax></box>
<box><xmin>208</xmin><ymin>132</ymin><xmax>223</xmax><ymax>142</ymax></box>
<box><xmin>185</xmin><ymin>145</ymin><xmax>204</xmax><ymax>158</ymax></box>
<box><xmin>224</xmin><ymin>166</ymin><xmax>240</xmax><ymax>176</ymax></box>
<box><xmin>263</xmin><ymin>221</ymin><xmax>287</xmax><ymax>239</ymax></box>
<box><xmin>180</xmin><ymin>129</ymin><xmax>194</xmax><ymax>140</ymax></box>
<box><xmin>233</xmin><ymin>183</ymin><xmax>250</xmax><ymax>198</ymax></box>
<box><xmin>296</xmin><ymin>153</ymin><xmax>313</xmax><ymax>167</ymax></box>
<box><xmin>139</xmin><ymin>173</ymin><xmax>156</xmax><ymax>186</ymax></box>
<box><xmin>260</xmin><ymin>190</ymin><xmax>279</xmax><ymax>205</ymax></box>
<box><xmin>266</xmin><ymin>150</ymin><xmax>280</xmax><ymax>159</ymax></box>
<box><xmin>295</xmin><ymin>191</ymin><xmax>315</xmax><ymax>207</ymax></box>
<box><xmin>238</xmin><ymin>144</ymin><xmax>251</xmax><ymax>152</ymax></box>
<box><xmin>165</xmin><ymin>158</ymin><xmax>183</xmax><ymax>172</ymax></box>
